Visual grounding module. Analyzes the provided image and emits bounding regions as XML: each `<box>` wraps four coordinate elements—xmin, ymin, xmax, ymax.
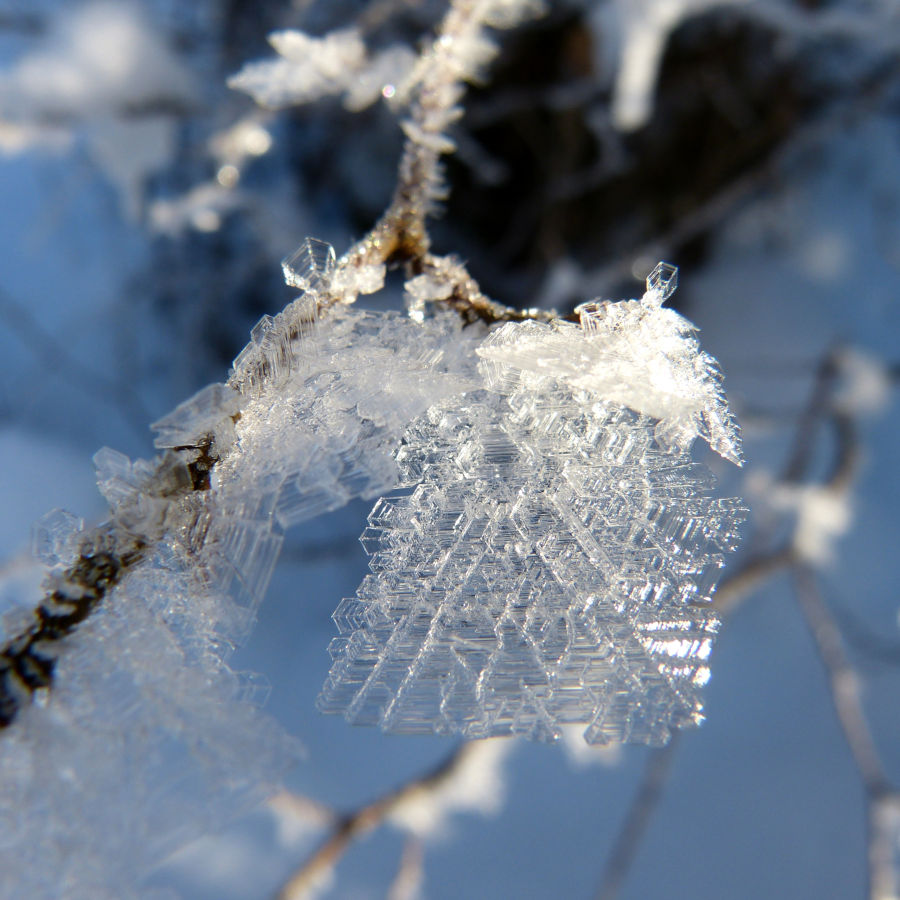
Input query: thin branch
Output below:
<box><xmin>782</xmin><ymin>349</ymin><xmax>839</xmax><ymax>484</ymax></box>
<box><xmin>710</xmin><ymin>546</ymin><xmax>795</xmax><ymax>616</ymax></box>
<box><xmin>792</xmin><ymin>564</ymin><xmax>899</xmax><ymax>900</ymax></box>
<box><xmin>276</xmin><ymin>742</ymin><xmax>472</xmax><ymax>900</ymax></box>
<box><xmin>870</xmin><ymin>792</ymin><xmax>900</xmax><ymax>900</ymax></box>
<box><xmin>0</xmin><ymin>285</ymin><xmax>151</xmax><ymax>436</ymax></box>
<box><xmin>595</xmin><ymin>734</ymin><xmax>681</xmax><ymax>900</ymax></box>
<box><xmin>344</xmin><ymin>0</ymin><xmax>525</xmax><ymax>271</ymax></box>
<box><xmin>792</xmin><ymin>565</ymin><xmax>888</xmax><ymax>796</ymax></box>
<box><xmin>337</xmin><ymin>0</ymin><xmax>556</xmax><ymax>328</ymax></box>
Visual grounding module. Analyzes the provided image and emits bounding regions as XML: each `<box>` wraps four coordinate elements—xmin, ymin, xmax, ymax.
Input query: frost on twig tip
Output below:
<box><xmin>228</xmin><ymin>29</ymin><xmax>417</xmax><ymax>113</ymax></box>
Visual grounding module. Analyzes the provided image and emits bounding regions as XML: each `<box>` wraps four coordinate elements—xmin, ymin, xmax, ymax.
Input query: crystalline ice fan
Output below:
<box><xmin>318</xmin><ymin>265</ymin><xmax>745</xmax><ymax>745</ymax></box>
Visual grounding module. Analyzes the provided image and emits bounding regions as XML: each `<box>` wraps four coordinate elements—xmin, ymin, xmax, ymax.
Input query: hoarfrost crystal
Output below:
<box><xmin>282</xmin><ymin>236</ymin><xmax>336</xmax><ymax>293</ymax></box>
<box><xmin>477</xmin><ymin>262</ymin><xmax>743</xmax><ymax>465</ymax></box>
<box><xmin>319</xmin><ymin>264</ymin><xmax>745</xmax><ymax>745</ymax></box>
<box><xmin>228</xmin><ymin>28</ymin><xmax>416</xmax><ymax>113</ymax></box>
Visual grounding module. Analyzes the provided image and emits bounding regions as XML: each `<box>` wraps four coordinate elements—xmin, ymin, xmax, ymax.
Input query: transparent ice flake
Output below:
<box><xmin>151</xmin><ymin>383</ymin><xmax>243</xmax><ymax>449</ymax></box>
<box><xmin>281</xmin><ymin>237</ymin><xmax>336</xmax><ymax>293</ymax></box>
<box><xmin>644</xmin><ymin>261</ymin><xmax>678</xmax><ymax>305</ymax></box>
<box><xmin>31</xmin><ymin>508</ymin><xmax>85</xmax><ymax>568</ymax></box>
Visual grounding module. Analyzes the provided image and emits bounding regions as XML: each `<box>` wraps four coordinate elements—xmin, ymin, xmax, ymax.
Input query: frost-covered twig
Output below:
<box><xmin>231</xmin><ymin>0</ymin><xmax>545</xmax><ymax>280</ymax></box>
<box><xmin>0</xmin><ymin>0</ymin><xmax>549</xmax><ymax>735</ymax></box>
<box><xmin>388</xmin><ymin>836</ymin><xmax>425</xmax><ymax>900</ymax></box>
<box><xmin>276</xmin><ymin>740</ymin><xmax>498</xmax><ymax>900</ymax></box>
<box><xmin>0</xmin><ymin>3</ymin><xmax>751</xmax><ymax>895</ymax></box>
<box><xmin>793</xmin><ymin>565</ymin><xmax>888</xmax><ymax>797</ymax></box>
<box><xmin>357</xmin><ymin>0</ymin><xmax>543</xmax><ymax>264</ymax></box>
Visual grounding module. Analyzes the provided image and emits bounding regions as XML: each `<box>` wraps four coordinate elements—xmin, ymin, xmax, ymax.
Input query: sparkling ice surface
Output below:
<box><xmin>319</xmin><ymin>266</ymin><xmax>745</xmax><ymax>745</ymax></box>
<box><xmin>318</xmin><ymin>381</ymin><xmax>744</xmax><ymax>745</ymax></box>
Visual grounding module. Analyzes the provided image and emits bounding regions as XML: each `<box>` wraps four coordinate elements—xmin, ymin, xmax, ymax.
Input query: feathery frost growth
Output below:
<box><xmin>228</xmin><ymin>28</ymin><xmax>417</xmax><ymax>113</ymax></box>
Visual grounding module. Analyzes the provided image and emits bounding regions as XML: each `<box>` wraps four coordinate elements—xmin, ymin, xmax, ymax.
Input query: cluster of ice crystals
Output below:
<box><xmin>2</xmin><ymin>244</ymin><xmax>490</xmax><ymax>894</ymax></box>
<box><xmin>151</xmin><ymin>382</ymin><xmax>243</xmax><ymax>450</ymax></box>
<box><xmin>405</xmin><ymin>273</ymin><xmax>454</xmax><ymax>322</ymax></box>
<box><xmin>319</xmin><ymin>375</ymin><xmax>744</xmax><ymax>746</ymax></box>
<box><xmin>232</xmin><ymin>239</ymin><xmax>388</xmax><ymax>399</ymax></box>
<box><xmin>4</xmin><ymin>462</ymin><xmax>298</xmax><ymax>898</ymax></box>
<box><xmin>476</xmin><ymin>263</ymin><xmax>743</xmax><ymax>465</ymax></box>
<box><xmin>31</xmin><ymin>508</ymin><xmax>85</xmax><ymax>568</ymax></box>
<box><xmin>216</xmin><ymin>306</ymin><xmax>482</xmax><ymax>536</ymax></box>
<box><xmin>5</xmin><ymin>234</ymin><xmax>746</xmax><ymax>895</ymax></box>
<box><xmin>0</xmin><ymin>551</ymin><xmax>295</xmax><ymax>900</ymax></box>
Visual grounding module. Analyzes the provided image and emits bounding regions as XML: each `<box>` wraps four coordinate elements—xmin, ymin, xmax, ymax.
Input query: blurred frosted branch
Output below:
<box><xmin>793</xmin><ymin>565</ymin><xmax>888</xmax><ymax>796</ymax></box>
<box><xmin>594</xmin><ymin>340</ymin><xmax>893</xmax><ymax>898</ymax></box>
<box><xmin>340</xmin><ymin>0</ymin><xmax>546</xmax><ymax>271</ymax></box>
<box><xmin>793</xmin><ymin>565</ymin><xmax>900</xmax><ymax>900</ymax></box>
<box><xmin>275</xmin><ymin>739</ymin><xmax>510</xmax><ymax>899</ymax></box>
<box><xmin>595</xmin><ymin>734</ymin><xmax>681</xmax><ymax>900</ymax></box>
<box><xmin>387</xmin><ymin>837</ymin><xmax>425</xmax><ymax>900</ymax></box>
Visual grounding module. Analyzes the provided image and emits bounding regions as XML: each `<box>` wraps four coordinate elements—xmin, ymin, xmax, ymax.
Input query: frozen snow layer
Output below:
<box><xmin>476</xmin><ymin>263</ymin><xmax>743</xmax><ymax>465</ymax></box>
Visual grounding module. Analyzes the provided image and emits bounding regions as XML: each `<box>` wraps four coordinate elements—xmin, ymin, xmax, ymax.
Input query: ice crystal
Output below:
<box><xmin>31</xmin><ymin>508</ymin><xmax>85</xmax><ymax>568</ymax></box>
<box><xmin>151</xmin><ymin>382</ymin><xmax>242</xmax><ymax>450</ymax></box>
<box><xmin>319</xmin><ymin>305</ymin><xmax>745</xmax><ymax>744</ymax></box>
<box><xmin>281</xmin><ymin>236</ymin><xmax>336</xmax><ymax>293</ymax></box>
